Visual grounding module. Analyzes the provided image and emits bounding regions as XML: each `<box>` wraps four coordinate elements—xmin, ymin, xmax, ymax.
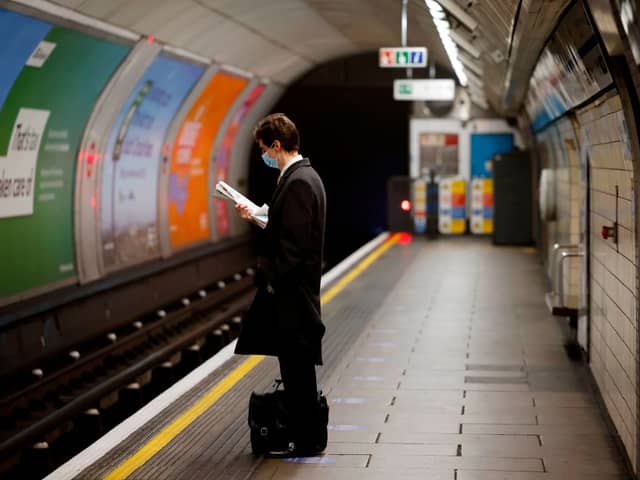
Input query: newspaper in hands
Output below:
<box><xmin>215</xmin><ymin>181</ymin><xmax>268</xmax><ymax>229</ymax></box>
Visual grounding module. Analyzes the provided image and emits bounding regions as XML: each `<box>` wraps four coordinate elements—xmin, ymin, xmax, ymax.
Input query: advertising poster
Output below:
<box><xmin>618</xmin><ymin>0</ymin><xmax>640</xmax><ymax>65</ymax></box>
<box><xmin>418</xmin><ymin>133</ymin><xmax>458</xmax><ymax>177</ymax></box>
<box><xmin>0</xmin><ymin>14</ymin><xmax>129</xmax><ymax>300</ymax></box>
<box><xmin>213</xmin><ymin>83</ymin><xmax>265</xmax><ymax>238</ymax></box>
<box><xmin>470</xmin><ymin>178</ymin><xmax>493</xmax><ymax>234</ymax></box>
<box><xmin>168</xmin><ymin>72</ymin><xmax>248</xmax><ymax>249</ymax></box>
<box><xmin>439</xmin><ymin>178</ymin><xmax>466</xmax><ymax>234</ymax></box>
<box><xmin>525</xmin><ymin>4</ymin><xmax>612</xmax><ymax>131</ymax></box>
<box><xmin>101</xmin><ymin>55</ymin><xmax>204</xmax><ymax>269</ymax></box>
<box><xmin>0</xmin><ymin>9</ymin><xmax>52</xmax><ymax>110</ymax></box>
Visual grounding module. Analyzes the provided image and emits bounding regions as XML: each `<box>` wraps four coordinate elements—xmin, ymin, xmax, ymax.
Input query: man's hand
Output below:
<box><xmin>235</xmin><ymin>203</ymin><xmax>253</xmax><ymax>221</ymax></box>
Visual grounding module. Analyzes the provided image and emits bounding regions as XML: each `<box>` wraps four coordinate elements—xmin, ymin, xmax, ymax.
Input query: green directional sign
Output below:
<box><xmin>393</xmin><ymin>79</ymin><xmax>456</xmax><ymax>101</ymax></box>
<box><xmin>398</xmin><ymin>82</ymin><xmax>412</xmax><ymax>95</ymax></box>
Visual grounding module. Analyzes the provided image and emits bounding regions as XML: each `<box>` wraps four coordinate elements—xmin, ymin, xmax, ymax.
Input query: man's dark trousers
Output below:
<box><xmin>277</xmin><ymin>352</ymin><xmax>320</xmax><ymax>451</ymax></box>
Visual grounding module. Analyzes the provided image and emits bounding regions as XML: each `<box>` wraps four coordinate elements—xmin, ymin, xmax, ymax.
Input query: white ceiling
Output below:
<box><xmin>50</xmin><ymin>0</ymin><xmax>450</xmax><ymax>84</ymax></box>
<box><xmin>47</xmin><ymin>0</ymin><xmax>565</xmax><ymax>114</ymax></box>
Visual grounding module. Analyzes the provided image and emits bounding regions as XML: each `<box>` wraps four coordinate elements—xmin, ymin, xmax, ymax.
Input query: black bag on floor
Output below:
<box><xmin>248</xmin><ymin>380</ymin><xmax>329</xmax><ymax>455</ymax></box>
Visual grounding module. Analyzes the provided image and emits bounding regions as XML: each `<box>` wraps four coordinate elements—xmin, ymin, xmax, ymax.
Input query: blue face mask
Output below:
<box><xmin>261</xmin><ymin>151</ymin><xmax>278</xmax><ymax>169</ymax></box>
<box><xmin>261</xmin><ymin>143</ymin><xmax>279</xmax><ymax>169</ymax></box>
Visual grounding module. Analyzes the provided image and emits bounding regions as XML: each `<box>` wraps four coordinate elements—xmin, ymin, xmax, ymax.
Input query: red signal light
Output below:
<box><xmin>398</xmin><ymin>232</ymin><xmax>412</xmax><ymax>245</ymax></box>
<box><xmin>400</xmin><ymin>200</ymin><xmax>411</xmax><ymax>211</ymax></box>
<box><xmin>147</xmin><ymin>36</ymin><xmax>155</xmax><ymax>43</ymax></box>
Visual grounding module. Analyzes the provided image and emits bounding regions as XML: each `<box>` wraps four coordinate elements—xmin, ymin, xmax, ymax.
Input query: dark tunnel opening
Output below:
<box><xmin>248</xmin><ymin>52</ymin><xmax>417</xmax><ymax>270</ymax></box>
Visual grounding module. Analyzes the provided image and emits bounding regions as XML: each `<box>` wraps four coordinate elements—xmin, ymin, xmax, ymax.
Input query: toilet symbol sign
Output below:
<box><xmin>379</xmin><ymin>47</ymin><xmax>427</xmax><ymax>68</ymax></box>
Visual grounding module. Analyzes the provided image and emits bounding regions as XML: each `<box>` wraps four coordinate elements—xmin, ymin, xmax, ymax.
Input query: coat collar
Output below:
<box><xmin>280</xmin><ymin>158</ymin><xmax>310</xmax><ymax>183</ymax></box>
<box><xmin>271</xmin><ymin>158</ymin><xmax>310</xmax><ymax>204</ymax></box>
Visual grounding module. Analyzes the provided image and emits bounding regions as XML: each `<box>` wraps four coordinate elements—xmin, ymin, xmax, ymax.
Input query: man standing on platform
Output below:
<box><xmin>234</xmin><ymin>113</ymin><xmax>327</xmax><ymax>455</ymax></box>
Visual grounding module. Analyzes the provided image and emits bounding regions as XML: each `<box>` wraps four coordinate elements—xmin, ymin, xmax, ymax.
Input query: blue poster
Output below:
<box><xmin>471</xmin><ymin>133</ymin><xmax>514</xmax><ymax>179</ymax></box>
<box><xmin>0</xmin><ymin>9</ymin><xmax>52</xmax><ymax>110</ymax></box>
<box><xmin>101</xmin><ymin>54</ymin><xmax>204</xmax><ymax>268</ymax></box>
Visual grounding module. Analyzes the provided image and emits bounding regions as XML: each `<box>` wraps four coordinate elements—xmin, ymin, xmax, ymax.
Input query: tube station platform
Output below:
<box><xmin>47</xmin><ymin>234</ymin><xmax>629</xmax><ymax>480</ymax></box>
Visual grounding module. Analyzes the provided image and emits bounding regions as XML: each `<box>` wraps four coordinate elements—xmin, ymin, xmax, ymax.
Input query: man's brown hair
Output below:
<box><xmin>253</xmin><ymin>113</ymin><xmax>300</xmax><ymax>152</ymax></box>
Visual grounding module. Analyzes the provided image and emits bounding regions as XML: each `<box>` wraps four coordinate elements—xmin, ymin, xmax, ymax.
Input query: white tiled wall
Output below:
<box><xmin>538</xmin><ymin>120</ymin><xmax>582</xmax><ymax>306</ymax></box>
<box><xmin>555</xmin><ymin>119</ymin><xmax>581</xmax><ymax>305</ymax></box>
<box><xmin>577</xmin><ymin>92</ymin><xmax>637</xmax><ymax>468</ymax></box>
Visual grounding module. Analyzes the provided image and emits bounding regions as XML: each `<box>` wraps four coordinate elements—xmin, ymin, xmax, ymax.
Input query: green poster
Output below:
<box><xmin>0</xmin><ymin>25</ymin><xmax>129</xmax><ymax>300</ymax></box>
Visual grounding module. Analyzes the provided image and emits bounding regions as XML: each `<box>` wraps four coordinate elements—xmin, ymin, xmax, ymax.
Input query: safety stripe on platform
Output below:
<box><xmin>102</xmin><ymin>232</ymin><xmax>401</xmax><ymax>479</ymax></box>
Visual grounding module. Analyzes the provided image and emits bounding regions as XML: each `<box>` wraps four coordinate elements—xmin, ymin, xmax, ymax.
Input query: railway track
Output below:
<box><xmin>0</xmin><ymin>266</ymin><xmax>256</xmax><ymax>479</ymax></box>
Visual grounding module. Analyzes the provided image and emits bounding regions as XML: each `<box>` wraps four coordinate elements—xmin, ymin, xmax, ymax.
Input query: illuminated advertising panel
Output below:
<box><xmin>214</xmin><ymin>83</ymin><xmax>265</xmax><ymax>238</ymax></box>
<box><xmin>617</xmin><ymin>0</ymin><xmax>640</xmax><ymax>65</ymax></box>
<box><xmin>0</xmin><ymin>10</ymin><xmax>129</xmax><ymax>300</ymax></box>
<box><xmin>168</xmin><ymin>71</ymin><xmax>248</xmax><ymax>249</ymax></box>
<box><xmin>525</xmin><ymin>4</ymin><xmax>612</xmax><ymax>131</ymax></box>
<box><xmin>101</xmin><ymin>54</ymin><xmax>204</xmax><ymax>268</ymax></box>
<box><xmin>0</xmin><ymin>10</ymin><xmax>51</xmax><ymax>110</ymax></box>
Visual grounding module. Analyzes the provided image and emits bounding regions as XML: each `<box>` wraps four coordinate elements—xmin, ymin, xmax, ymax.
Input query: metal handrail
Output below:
<box><xmin>557</xmin><ymin>251</ymin><xmax>584</xmax><ymax>308</ymax></box>
<box><xmin>550</xmin><ymin>243</ymin><xmax>580</xmax><ymax>293</ymax></box>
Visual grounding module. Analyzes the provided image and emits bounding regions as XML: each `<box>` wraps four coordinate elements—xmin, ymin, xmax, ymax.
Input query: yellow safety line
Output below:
<box><xmin>321</xmin><ymin>233</ymin><xmax>401</xmax><ymax>305</ymax></box>
<box><xmin>103</xmin><ymin>232</ymin><xmax>401</xmax><ymax>480</ymax></box>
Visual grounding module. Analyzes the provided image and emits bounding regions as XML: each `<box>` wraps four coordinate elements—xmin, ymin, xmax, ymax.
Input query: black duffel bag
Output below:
<box><xmin>248</xmin><ymin>380</ymin><xmax>329</xmax><ymax>455</ymax></box>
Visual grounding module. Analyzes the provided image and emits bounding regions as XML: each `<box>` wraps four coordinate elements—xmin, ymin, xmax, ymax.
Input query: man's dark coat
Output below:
<box><xmin>235</xmin><ymin>159</ymin><xmax>327</xmax><ymax>365</ymax></box>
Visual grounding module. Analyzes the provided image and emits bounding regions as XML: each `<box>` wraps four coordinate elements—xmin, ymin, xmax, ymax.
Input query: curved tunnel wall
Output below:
<box><xmin>247</xmin><ymin>52</ymin><xmax>417</xmax><ymax>269</ymax></box>
<box><xmin>0</xmin><ymin>9</ymin><xmax>133</xmax><ymax>303</ymax></box>
<box><xmin>0</xmin><ymin>5</ymin><xmax>279</xmax><ymax>307</ymax></box>
<box><xmin>525</xmin><ymin>0</ymin><xmax>640</xmax><ymax>470</ymax></box>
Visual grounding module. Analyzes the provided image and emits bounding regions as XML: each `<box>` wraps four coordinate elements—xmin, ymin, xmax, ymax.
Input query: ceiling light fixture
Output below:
<box><xmin>448</xmin><ymin>29</ymin><xmax>481</xmax><ymax>58</ymax></box>
<box><xmin>458</xmin><ymin>51</ymin><xmax>483</xmax><ymax>76</ymax></box>
<box><xmin>433</xmin><ymin>0</ymin><xmax>478</xmax><ymax>31</ymax></box>
<box><xmin>425</xmin><ymin>0</ymin><xmax>467</xmax><ymax>87</ymax></box>
<box><xmin>466</xmin><ymin>74</ymin><xmax>484</xmax><ymax>90</ymax></box>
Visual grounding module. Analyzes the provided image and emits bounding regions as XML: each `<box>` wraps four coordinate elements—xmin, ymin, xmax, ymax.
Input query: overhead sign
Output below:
<box><xmin>379</xmin><ymin>47</ymin><xmax>427</xmax><ymax>68</ymax></box>
<box><xmin>393</xmin><ymin>79</ymin><xmax>456</xmax><ymax>101</ymax></box>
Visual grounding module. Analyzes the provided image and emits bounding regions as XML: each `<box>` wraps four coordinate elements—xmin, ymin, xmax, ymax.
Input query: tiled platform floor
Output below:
<box><xmin>255</xmin><ymin>237</ymin><xmax>631</xmax><ymax>480</ymax></box>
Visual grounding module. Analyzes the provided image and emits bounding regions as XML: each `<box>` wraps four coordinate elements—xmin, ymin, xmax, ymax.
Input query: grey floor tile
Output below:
<box><xmin>326</xmin><ymin>442</ymin><xmax>457</xmax><ymax>456</ymax></box>
<box><xmin>261</xmin><ymin>465</ymin><xmax>455</xmax><ymax>480</ymax></box>
<box><xmin>457</xmin><ymin>472</ymin><xmax>627</xmax><ymax>480</ymax></box>
<box><xmin>328</xmin><ymin>428</ymin><xmax>381</xmax><ymax>443</ymax></box>
<box><xmin>369</xmin><ymin>455</ymin><xmax>544</xmax><ymax>471</ymax></box>
<box><xmin>459</xmin><ymin>434</ymin><xmax>541</xmax><ymax>457</ymax></box>
<box><xmin>465</xmin><ymin>391</ymin><xmax>534</xmax><ymax>402</ymax></box>
<box><xmin>378</xmin><ymin>430</ymin><xmax>462</xmax><ymax>444</ymax></box>
<box><xmin>382</xmin><ymin>418</ymin><xmax>461</xmax><ymax>434</ymax></box>
<box><xmin>544</xmin><ymin>455</ymin><xmax>628</xmax><ymax>476</ymax></box>
<box><xmin>326</xmin><ymin>387</ymin><xmax>396</xmax><ymax>403</ymax></box>
<box><xmin>463</xmin><ymin>423</ymin><xmax>611</xmax><ymax>435</ymax></box>
<box><xmin>532</xmin><ymin>392</ymin><xmax>595</xmax><ymax>407</ymax></box>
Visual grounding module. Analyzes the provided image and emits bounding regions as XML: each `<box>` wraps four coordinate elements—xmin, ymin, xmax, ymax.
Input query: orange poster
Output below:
<box><xmin>215</xmin><ymin>84</ymin><xmax>265</xmax><ymax>237</ymax></box>
<box><xmin>168</xmin><ymin>72</ymin><xmax>248</xmax><ymax>249</ymax></box>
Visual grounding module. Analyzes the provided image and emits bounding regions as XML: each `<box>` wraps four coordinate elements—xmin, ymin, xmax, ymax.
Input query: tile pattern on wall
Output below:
<box><xmin>538</xmin><ymin>119</ymin><xmax>582</xmax><ymax>307</ymax></box>
<box><xmin>577</xmin><ymin>92</ymin><xmax>637</xmax><ymax>468</ymax></box>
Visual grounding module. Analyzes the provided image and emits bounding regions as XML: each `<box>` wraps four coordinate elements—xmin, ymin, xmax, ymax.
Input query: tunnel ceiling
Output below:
<box><xmin>49</xmin><ymin>0</ymin><xmax>570</xmax><ymax>115</ymax></box>
<box><xmin>49</xmin><ymin>0</ymin><xmax>450</xmax><ymax>82</ymax></box>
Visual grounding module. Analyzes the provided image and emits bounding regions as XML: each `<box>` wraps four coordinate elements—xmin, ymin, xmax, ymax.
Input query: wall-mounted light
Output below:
<box><xmin>458</xmin><ymin>52</ymin><xmax>483</xmax><ymax>76</ymax></box>
<box><xmin>433</xmin><ymin>0</ymin><xmax>478</xmax><ymax>32</ymax></box>
<box><xmin>448</xmin><ymin>29</ymin><xmax>481</xmax><ymax>58</ymax></box>
<box><xmin>469</xmin><ymin>93</ymin><xmax>488</xmax><ymax>110</ymax></box>
<box><xmin>465</xmin><ymin>72</ymin><xmax>484</xmax><ymax>90</ymax></box>
<box><xmin>425</xmin><ymin>0</ymin><xmax>467</xmax><ymax>87</ymax></box>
